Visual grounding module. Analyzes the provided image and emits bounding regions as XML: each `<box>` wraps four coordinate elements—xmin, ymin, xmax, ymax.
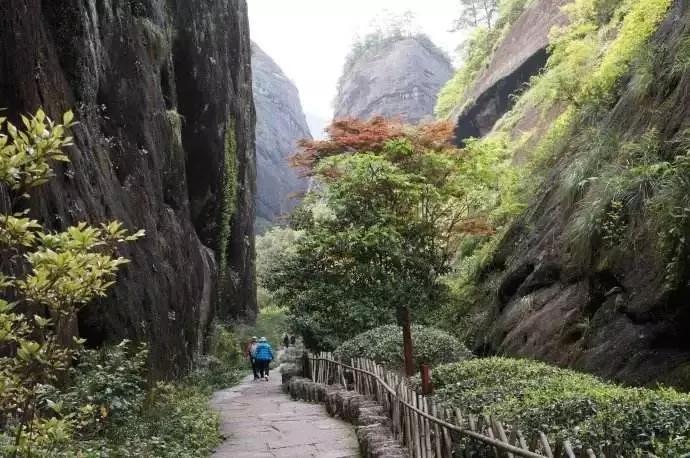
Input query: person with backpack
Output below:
<box><xmin>245</xmin><ymin>336</ymin><xmax>259</xmax><ymax>380</ymax></box>
<box><xmin>254</xmin><ymin>337</ymin><xmax>274</xmax><ymax>381</ymax></box>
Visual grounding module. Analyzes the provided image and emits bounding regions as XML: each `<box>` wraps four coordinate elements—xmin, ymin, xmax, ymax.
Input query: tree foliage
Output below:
<box><xmin>268</xmin><ymin>119</ymin><xmax>513</xmax><ymax>350</ymax></box>
<box><xmin>452</xmin><ymin>0</ymin><xmax>499</xmax><ymax>31</ymax></box>
<box><xmin>0</xmin><ymin>109</ymin><xmax>144</xmax><ymax>456</ymax></box>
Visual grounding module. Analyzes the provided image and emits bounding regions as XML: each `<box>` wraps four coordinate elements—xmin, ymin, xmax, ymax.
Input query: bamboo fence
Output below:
<box><xmin>306</xmin><ymin>352</ymin><xmax>610</xmax><ymax>458</ymax></box>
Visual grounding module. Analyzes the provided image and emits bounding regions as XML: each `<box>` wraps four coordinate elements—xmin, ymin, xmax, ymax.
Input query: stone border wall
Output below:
<box><xmin>286</xmin><ymin>377</ymin><xmax>408</xmax><ymax>458</ymax></box>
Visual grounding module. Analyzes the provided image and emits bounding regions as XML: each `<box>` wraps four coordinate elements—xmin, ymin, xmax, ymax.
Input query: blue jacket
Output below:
<box><xmin>254</xmin><ymin>342</ymin><xmax>273</xmax><ymax>361</ymax></box>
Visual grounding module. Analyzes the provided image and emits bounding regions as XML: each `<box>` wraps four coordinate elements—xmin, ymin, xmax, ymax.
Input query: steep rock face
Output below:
<box><xmin>252</xmin><ymin>43</ymin><xmax>310</xmax><ymax>229</ymax></box>
<box><xmin>453</xmin><ymin>0</ymin><xmax>570</xmax><ymax>143</ymax></box>
<box><xmin>0</xmin><ymin>0</ymin><xmax>256</xmax><ymax>377</ymax></box>
<box><xmin>475</xmin><ymin>1</ymin><xmax>690</xmax><ymax>387</ymax></box>
<box><xmin>334</xmin><ymin>36</ymin><xmax>453</xmax><ymax>123</ymax></box>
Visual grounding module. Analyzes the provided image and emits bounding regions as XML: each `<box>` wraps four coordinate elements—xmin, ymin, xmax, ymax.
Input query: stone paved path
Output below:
<box><xmin>210</xmin><ymin>370</ymin><xmax>360</xmax><ymax>458</ymax></box>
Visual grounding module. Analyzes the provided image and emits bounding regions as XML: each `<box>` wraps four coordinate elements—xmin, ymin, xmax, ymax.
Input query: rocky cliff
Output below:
<box><xmin>252</xmin><ymin>43</ymin><xmax>310</xmax><ymax>230</ymax></box>
<box><xmin>447</xmin><ymin>0</ymin><xmax>690</xmax><ymax>387</ymax></box>
<box><xmin>0</xmin><ymin>0</ymin><xmax>257</xmax><ymax>377</ymax></box>
<box><xmin>334</xmin><ymin>35</ymin><xmax>453</xmax><ymax>123</ymax></box>
<box><xmin>452</xmin><ymin>0</ymin><xmax>570</xmax><ymax>143</ymax></box>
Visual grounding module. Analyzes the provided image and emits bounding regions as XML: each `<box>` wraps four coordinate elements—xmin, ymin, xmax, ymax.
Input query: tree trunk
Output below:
<box><xmin>401</xmin><ymin>306</ymin><xmax>415</xmax><ymax>377</ymax></box>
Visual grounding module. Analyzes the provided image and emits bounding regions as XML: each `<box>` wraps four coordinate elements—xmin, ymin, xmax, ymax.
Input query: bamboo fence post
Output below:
<box><xmin>379</xmin><ymin>365</ymin><xmax>385</xmax><ymax>405</ymax></box>
<box><xmin>481</xmin><ymin>414</ymin><xmax>499</xmax><ymax>457</ymax></box>
<box><xmin>454</xmin><ymin>408</ymin><xmax>464</xmax><ymax>429</ymax></box>
<box><xmin>442</xmin><ymin>408</ymin><xmax>453</xmax><ymax>458</ymax></box>
<box><xmin>418</xmin><ymin>392</ymin><xmax>430</xmax><ymax>458</ymax></box>
<box><xmin>354</xmin><ymin>359</ymin><xmax>360</xmax><ymax>393</ymax></box>
<box><xmin>537</xmin><ymin>432</ymin><xmax>554</xmax><ymax>458</ymax></box>
<box><xmin>359</xmin><ymin>359</ymin><xmax>366</xmax><ymax>395</ymax></box>
<box><xmin>468</xmin><ymin>413</ymin><xmax>477</xmax><ymax>432</ymax></box>
<box><xmin>362</xmin><ymin>359</ymin><xmax>369</xmax><ymax>396</ymax></box>
<box><xmin>492</xmin><ymin>417</ymin><xmax>514</xmax><ymax>458</ymax></box>
<box><xmin>563</xmin><ymin>441</ymin><xmax>576</xmax><ymax>458</ymax></box>
<box><xmin>320</xmin><ymin>352</ymin><xmax>325</xmax><ymax>383</ymax></box>
<box><xmin>431</xmin><ymin>401</ymin><xmax>442</xmax><ymax>458</ymax></box>
<box><xmin>419</xmin><ymin>394</ymin><xmax>432</xmax><ymax>457</ymax></box>
<box><xmin>370</xmin><ymin>360</ymin><xmax>376</xmax><ymax>398</ymax></box>
<box><xmin>402</xmin><ymin>382</ymin><xmax>412</xmax><ymax>455</ymax></box>
<box><xmin>325</xmin><ymin>354</ymin><xmax>330</xmax><ymax>384</ymax></box>
<box><xmin>315</xmin><ymin>353</ymin><xmax>319</xmax><ymax>383</ymax></box>
<box><xmin>316</xmin><ymin>353</ymin><xmax>320</xmax><ymax>383</ymax></box>
<box><xmin>367</xmin><ymin>360</ymin><xmax>374</xmax><ymax>398</ymax></box>
<box><xmin>516</xmin><ymin>430</ymin><xmax>528</xmax><ymax>451</ymax></box>
<box><xmin>410</xmin><ymin>387</ymin><xmax>422</xmax><ymax>458</ymax></box>
<box><xmin>417</xmin><ymin>394</ymin><xmax>426</xmax><ymax>458</ymax></box>
<box><xmin>379</xmin><ymin>366</ymin><xmax>390</xmax><ymax>402</ymax></box>
<box><xmin>369</xmin><ymin>360</ymin><xmax>375</xmax><ymax>399</ymax></box>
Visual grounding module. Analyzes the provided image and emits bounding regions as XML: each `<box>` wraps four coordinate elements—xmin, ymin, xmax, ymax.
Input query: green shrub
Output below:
<box><xmin>0</xmin><ymin>341</ymin><xmax>224</xmax><ymax>457</ymax></box>
<box><xmin>333</xmin><ymin>324</ymin><xmax>473</xmax><ymax>370</ymax></box>
<box><xmin>0</xmin><ymin>109</ymin><xmax>145</xmax><ymax>456</ymax></box>
<box><xmin>432</xmin><ymin>357</ymin><xmax>690</xmax><ymax>455</ymax></box>
<box><xmin>185</xmin><ymin>322</ymin><xmax>244</xmax><ymax>392</ymax></box>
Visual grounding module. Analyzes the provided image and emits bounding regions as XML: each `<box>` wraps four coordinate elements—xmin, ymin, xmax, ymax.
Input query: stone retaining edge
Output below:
<box><xmin>286</xmin><ymin>377</ymin><xmax>408</xmax><ymax>458</ymax></box>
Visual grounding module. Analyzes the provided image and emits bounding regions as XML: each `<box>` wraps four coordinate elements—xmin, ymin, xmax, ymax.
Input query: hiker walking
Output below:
<box><xmin>254</xmin><ymin>336</ymin><xmax>274</xmax><ymax>381</ymax></box>
<box><xmin>283</xmin><ymin>333</ymin><xmax>290</xmax><ymax>348</ymax></box>
<box><xmin>245</xmin><ymin>336</ymin><xmax>259</xmax><ymax>380</ymax></box>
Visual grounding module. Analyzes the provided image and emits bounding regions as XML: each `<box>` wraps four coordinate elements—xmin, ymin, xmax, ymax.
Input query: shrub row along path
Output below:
<box><xmin>210</xmin><ymin>365</ymin><xmax>359</xmax><ymax>457</ymax></box>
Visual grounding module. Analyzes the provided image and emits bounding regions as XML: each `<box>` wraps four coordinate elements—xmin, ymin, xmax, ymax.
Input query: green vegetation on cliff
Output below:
<box><xmin>438</xmin><ymin>0</ymin><xmax>677</xmax><ymax>340</ymax></box>
<box><xmin>435</xmin><ymin>0</ymin><xmax>532</xmax><ymax>118</ymax></box>
<box><xmin>218</xmin><ymin>118</ymin><xmax>239</xmax><ymax>302</ymax></box>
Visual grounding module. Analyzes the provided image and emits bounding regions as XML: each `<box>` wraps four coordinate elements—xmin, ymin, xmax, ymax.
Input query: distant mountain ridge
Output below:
<box><xmin>334</xmin><ymin>34</ymin><xmax>454</xmax><ymax>123</ymax></box>
<box><xmin>252</xmin><ymin>43</ymin><xmax>311</xmax><ymax>231</ymax></box>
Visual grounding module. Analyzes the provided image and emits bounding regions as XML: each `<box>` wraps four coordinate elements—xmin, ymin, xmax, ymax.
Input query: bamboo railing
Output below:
<box><xmin>306</xmin><ymin>352</ymin><xmax>606</xmax><ymax>458</ymax></box>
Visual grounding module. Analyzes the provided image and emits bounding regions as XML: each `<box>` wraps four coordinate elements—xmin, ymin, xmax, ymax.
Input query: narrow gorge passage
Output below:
<box><xmin>211</xmin><ymin>368</ymin><xmax>359</xmax><ymax>458</ymax></box>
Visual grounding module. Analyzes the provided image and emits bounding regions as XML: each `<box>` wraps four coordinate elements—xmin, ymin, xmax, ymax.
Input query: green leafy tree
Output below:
<box><xmin>268</xmin><ymin>120</ymin><xmax>504</xmax><ymax>354</ymax></box>
<box><xmin>0</xmin><ymin>109</ymin><xmax>144</xmax><ymax>456</ymax></box>
<box><xmin>452</xmin><ymin>0</ymin><xmax>499</xmax><ymax>30</ymax></box>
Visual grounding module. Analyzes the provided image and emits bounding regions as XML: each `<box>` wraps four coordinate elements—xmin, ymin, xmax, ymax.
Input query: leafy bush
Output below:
<box><xmin>333</xmin><ymin>324</ymin><xmax>473</xmax><ymax>370</ymax></box>
<box><xmin>0</xmin><ymin>109</ymin><xmax>145</xmax><ymax>456</ymax></box>
<box><xmin>432</xmin><ymin>357</ymin><xmax>690</xmax><ymax>455</ymax></box>
<box><xmin>1</xmin><ymin>341</ymin><xmax>223</xmax><ymax>457</ymax></box>
<box><xmin>187</xmin><ymin>322</ymin><xmax>244</xmax><ymax>391</ymax></box>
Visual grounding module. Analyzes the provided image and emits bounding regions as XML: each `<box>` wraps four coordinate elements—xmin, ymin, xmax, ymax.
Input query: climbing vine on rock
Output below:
<box><xmin>218</xmin><ymin>117</ymin><xmax>238</xmax><ymax>303</ymax></box>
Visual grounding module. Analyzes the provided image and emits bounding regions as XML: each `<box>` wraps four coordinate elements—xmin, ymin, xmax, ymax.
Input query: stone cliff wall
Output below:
<box><xmin>470</xmin><ymin>1</ymin><xmax>690</xmax><ymax>387</ymax></box>
<box><xmin>252</xmin><ymin>43</ymin><xmax>310</xmax><ymax>230</ymax></box>
<box><xmin>0</xmin><ymin>0</ymin><xmax>257</xmax><ymax>377</ymax></box>
<box><xmin>452</xmin><ymin>0</ymin><xmax>570</xmax><ymax>143</ymax></box>
<box><xmin>334</xmin><ymin>35</ymin><xmax>453</xmax><ymax>123</ymax></box>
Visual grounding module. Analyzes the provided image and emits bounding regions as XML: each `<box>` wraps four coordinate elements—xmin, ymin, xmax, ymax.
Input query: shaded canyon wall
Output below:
<box><xmin>0</xmin><ymin>0</ymin><xmax>257</xmax><ymax>377</ymax></box>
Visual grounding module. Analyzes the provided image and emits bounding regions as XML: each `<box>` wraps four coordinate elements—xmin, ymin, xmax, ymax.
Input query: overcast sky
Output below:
<box><xmin>247</xmin><ymin>0</ymin><xmax>464</xmax><ymax>137</ymax></box>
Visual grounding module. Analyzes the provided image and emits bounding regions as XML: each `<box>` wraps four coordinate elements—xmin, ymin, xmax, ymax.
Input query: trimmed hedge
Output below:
<box><xmin>432</xmin><ymin>357</ymin><xmax>690</xmax><ymax>455</ymax></box>
<box><xmin>333</xmin><ymin>324</ymin><xmax>473</xmax><ymax>370</ymax></box>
